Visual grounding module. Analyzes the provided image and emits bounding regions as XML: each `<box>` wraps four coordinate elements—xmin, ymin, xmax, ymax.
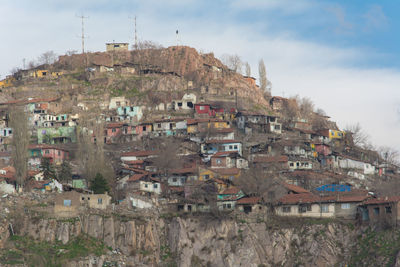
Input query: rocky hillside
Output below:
<box><xmin>3</xmin><ymin>207</ymin><xmax>400</xmax><ymax>267</ymax></box>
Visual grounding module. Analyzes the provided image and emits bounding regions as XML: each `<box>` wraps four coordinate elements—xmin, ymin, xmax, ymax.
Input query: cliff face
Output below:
<box><xmin>4</xmin><ymin>211</ymin><xmax>365</xmax><ymax>267</ymax></box>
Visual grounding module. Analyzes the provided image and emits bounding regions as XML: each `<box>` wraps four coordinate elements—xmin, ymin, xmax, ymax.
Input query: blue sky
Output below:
<box><xmin>1</xmin><ymin>0</ymin><xmax>400</xmax><ymax>150</ymax></box>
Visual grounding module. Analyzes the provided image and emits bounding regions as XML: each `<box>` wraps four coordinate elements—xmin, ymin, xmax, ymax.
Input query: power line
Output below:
<box><xmin>76</xmin><ymin>14</ymin><xmax>89</xmax><ymax>54</ymax></box>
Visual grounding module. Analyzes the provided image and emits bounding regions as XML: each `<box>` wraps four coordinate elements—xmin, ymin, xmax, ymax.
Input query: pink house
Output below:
<box><xmin>29</xmin><ymin>144</ymin><xmax>69</xmax><ymax>164</ymax></box>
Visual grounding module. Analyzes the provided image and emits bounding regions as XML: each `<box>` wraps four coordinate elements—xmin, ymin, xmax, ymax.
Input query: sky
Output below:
<box><xmin>1</xmin><ymin>0</ymin><xmax>400</xmax><ymax>151</ymax></box>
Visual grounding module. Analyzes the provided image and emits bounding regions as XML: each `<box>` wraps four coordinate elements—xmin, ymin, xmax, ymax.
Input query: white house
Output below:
<box><xmin>140</xmin><ymin>180</ymin><xmax>161</xmax><ymax>194</ymax></box>
<box><xmin>337</xmin><ymin>156</ymin><xmax>376</xmax><ymax>175</ymax></box>
<box><xmin>173</xmin><ymin>93</ymin><xmax>196</xmax><ymax>110</ymax></box>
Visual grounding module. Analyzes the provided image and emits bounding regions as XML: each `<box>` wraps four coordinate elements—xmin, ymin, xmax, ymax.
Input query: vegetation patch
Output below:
<box><xmin>1</xmin><ymin>234</ymin><xmax>108</xmax><ymax>266</ymax></box>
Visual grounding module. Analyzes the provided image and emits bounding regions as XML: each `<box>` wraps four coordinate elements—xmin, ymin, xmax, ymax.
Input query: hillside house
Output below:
<box><xmin>318</xmin><ymin>129</ymin><xmax>345</xmax><ymax>140</ymax></box>
<box><xmin>152</xmin><ymin>119</ymin><xmax>177</xmax><ymax>136</ymax></box>
<box><xmin>210</xmin><ymin>151</ymin><xmax>248</xmax><ymax>169</ymax></box>
<box><xmin>236</xmin><ymin>197</ymin><xmax>265</xmax><ymax>214</ymax></box>
<box><xmin>236</xmin><ymin>111</ymin><xmax>282</xmax><ymax>134</ymax></box>
<box><xmin>359</xmin><ymin>197</ymin><xmax>400</xmax><ymax>227</ymax></box>
<box><xmin>0</xmin><ymin>128</ymin><xmax>12</xmax><ymax>137</ymax></box>
<box><xmin>288</xmin><ymin>158</ymin><xmax>314</xmax><ymax>170</ymax></box>
<box><xmin>109</xmin><ymin>97</ymin><xmax>130</xmax><ymax>110</ymax></box>
<box><xmin>314</xmin><ymin>143</ymin><xmax>331</xmax><ymax>157</ymax></box>
<box><xmin>194</xmin><ymin>103</ymin><xmax>211</xmax><ymax>116</ymax></box>
<box><xmin>201</xmin><ymin>140</ymin><xmax>242</xmax><ymax>156</ymax></box>
<box><xmin>136</xmin><ymin>123</ymin><xmax>153</xmax><ymax>138</ymax></box>
<box><xmin>106</xmin><ymin>42</ymin><xmax>129</xmax><ymax>52</ymax></box>
<box><xmin>269</xmin><ymin>96</ymin><xmax>288</xmax><ymax>111</ymax></box>
<box><xmin>335</xmin><ymin>155</ymin><xmax>376</xmax><ymax>175</ymax></box>
<box><xmin>37</xmin><ymin>126</ymin><xmax>76</xmax><ymax>144</ymax></box>
<box><xmin>29</xmin><ymin>144</ymin><xmax>69</xmax><ymax>166</ymax></box>
<box><xmin>217</xmin><ymin>187</ymin><xmax>245</xmax><ymax>210</ymax></box>
<box><xmin>140</xmin><ymin>179</ymin><xmax>162</xmax><ymax>195</ymax></box>
<box><xmin>173</xmin><ymin>93</ymin><xmax>196</xmax><ymax>110</ymax></box>
<box><xmin>117</xmin><ymin>106</ymin><xmax>143</xmax><ymax>122</ymax></box>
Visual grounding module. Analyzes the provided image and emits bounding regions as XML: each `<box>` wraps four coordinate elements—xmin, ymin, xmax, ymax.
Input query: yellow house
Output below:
<box><xmin>198</xmin><ymin>168</ymin><xmax>215</xmax><ymax>181</ymax></box>
<box><xmin>198</xmin><ymin>167</ymin><xmax>240</xmax><ymax>182</ymax></box>
<box><xmin>51</xmin><ymin>71</ymin><xmax>63</xmax><ymax>77</ymax></box>
<box><xmin>187</xmin><ymin>119</ymin><xmax>231</xmax><ymax>134</ymax></box>
<box><xmin>329</xmin><ymin>129</ymin><xmax>345</xmax><ymax>139</ymax></box>
<box><xmin>0</xmin><ymin>76</ymin><xmax>14</xmax><ymax>88</ymax></box>
<box><xmin>32</xmin><ymin>70</ymin><xmax>49</xmax><ymax>78</ymax></box>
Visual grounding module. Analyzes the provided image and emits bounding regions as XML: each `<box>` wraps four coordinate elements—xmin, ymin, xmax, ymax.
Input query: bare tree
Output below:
<box><xmin>245</xmin><ymin>62</ymin><xmax>251</xmax><ymax>77</ymax></box>
<box><xmin>344</xmin><ymin>123</ymin><xmax>370</xmax><ymax>148</ymax></box>
<box><xmin>135</xmin><ymin>40</ymin><xmax>164</xmax><ymax>50</ymax></box>
<box><xmin>220</xmin><ymin>54</ymin><xmax>242</xmax><ymax>74</ymax></box>
<box><xmin>298</xmin><ymin>97</ymin><xmax>315</xmax><ymax>119</ymax></box>
<box><xmin>234</xmin><ymin>168</ymin><xmax>284</xmax><ymax>203</ymax></box>
<box><xmin>65</xmin><ymin>50</ymin><xmax>78</xmax><ymax>56</ymax></box>
<box><xmin>378</xmin><ymin>146</ymin><xmax>399</xmax><ymax>165</ymax></box>
<box><xmin>9</xmin><ymin>106</ymin><xmax>29</xmax><ymax>190</ymax></box>
<box><xmin>37</xmin><ymin>51</ymin><xmax>58</xmax><ymax>65</ymax></box>
<box><xmin>150</xmin><ymin>137</ymin><xmax>182</xmax><ymax>177</ymax></box>
<box><xmin>259</xmin><ymin>59</ymin><xmax>272</xmax><ymax>93</ymax></box>
<box><xmin>77</xmin><ymin>110</ymin><xmax>114</xmax><ymax>187</ymax></box>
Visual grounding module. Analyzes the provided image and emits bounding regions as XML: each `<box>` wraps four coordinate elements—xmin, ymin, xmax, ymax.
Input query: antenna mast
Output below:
<box><xmin>129</xmin><ymin>15</ymin><xmax>138</xmax><ymax>49</ymax></box>
<box><xmin>76</xmin><ymin>15</ymin><xmax>89</xmax><ymax>54</ymax></box>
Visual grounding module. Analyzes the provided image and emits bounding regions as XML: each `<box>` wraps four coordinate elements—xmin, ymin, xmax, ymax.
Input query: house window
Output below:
<box><xmin>58</xmin><ymin>151</ymin><xmax>61</xmax><ymax>156</ymax></box>
<box><xmin>234</xmin><ymin>145</ymin><xmax>238</xmax><ymax>149</ymax></box>
<box><xmin>143</xmin><ymin>126</ymin><xmax>146</xmax><ymax>131</ymax></box>
<box><xmin>216</xmin><ymin>159</ymin><xmax>222</xmax><ymax>164</ymax></box>
<box><xmin>145</xmin><ymin>184</ymin><xmax>148</xmax><ymax>188</ymax></box>
<box><xmin>374</xmin><ymin>207</ymin><xmax>380</xmax><ymax>215</ymax></box>
<box><xmin>199</xmin><ymin>106</ymin><xmax>205</xmax><ymax>110</ymax></box>
<box><xmin>98</xmin><ymin>198</ymin><xmax>103</xmax><ymax>204</ymax></box>
<box><xmin>63</xmin><ymin>199</ymin><xmax>71</xmax><ymax>206</ymax></box>
<box><xmin>385</xmin><ymin>206</ymin><xmax>392</xmax><ymax>213</ymax></box>
<box><xmin>158</xmin><ymin>123</ymin><xmax>161</xmax><ymax>128</ymax></box>
<box><xmin>178</xmin><ymin>102</ymin><xmax>183</xmax><ymax>107</ymax></box>
<box><xmin>229</xmin><ymin>145</ymin><xmax>233</xmax><ymax>149</ymax></box>
<box><xmin>341</xmin><ymin>203</ymin><xmax>350</xmax><ymax>209</ymax></box>
<box><xmin>112</xmin><ymin>128</ymin><xmax>116</xmax><ymax>133</ymax></box>
<box><xmin>82</xmin><ymin>197</ymin><xmax>85</xmax><ymax>200</ymax></box>
<box><xmin>290</xmin><ymin>163</ymin><xmax>294</xmax><ymax>167</ymax></box>
<box><xmin>298</xmin><ymin>205</ymin><xmax>307</xmax><ymax>213</ymax></box>
<box><xmin>203</xmin><ymin>174</ymin><xmax>210</xmax><ymax>180</ymax></box>
<box><xmin>45</xmin><ymin>150</ymin><xmax>50</xmax><ymax>154</ymax></box>
<box><xmin>321</xmin><ymin>204</ymin><xmax>330</xmax><ymax>213</ymax></box>
<box><xmin>282</xmin><ymin>206</ymin><xmax>291</xmax><ymax>213</ymax></box>
<box><xmin>172</xmin><ymin>178</ymin><xmax>177</xmax><ymax>182</ymax></box>
<box><xmin>153</xmin><ymin>184</ymin><xmax>158</xmax><ymax>189</ymax></box>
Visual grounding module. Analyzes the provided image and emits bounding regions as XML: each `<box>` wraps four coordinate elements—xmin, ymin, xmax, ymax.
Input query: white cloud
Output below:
<box><xmin>2</xmin><ymin>0</ymin><xmax>400</xmax><ymax>151</ymax></box>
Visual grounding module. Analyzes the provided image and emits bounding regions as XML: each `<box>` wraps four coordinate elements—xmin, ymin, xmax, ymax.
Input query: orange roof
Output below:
<box><xmin>127</xmin><ymin>174</ymin><xmax>146</xmax><ymax>182</ymax></box>
<box><xmin>212</xmin><ymin>151</ymin><xmax>238</xmax><ymax>157</ymax></box>
<box><xmin>363</xmin><ymin>196</ymin><xmax>400</xmax><ymax>205</ymax></box>
<box><xmin>237</xmin><ymin>197</ymin><xmax>261</xmax><ymax>205</ymax></box>
<box><xmin>106</xmin><ymin>122</ymin><xmax>125</xmax><ymax>128</ymax></box>
<box><xmin>282</xmin><ymin>183</ymin><xmax>310</xmax><ymax>194</ymax></box>
<box><xmin>278</xmin><ymin>193</ymin><xmax>320</xmax><ymax>204</ymax></box>
<box><xmin>321</xmin><ymin>195</ymin><xmax>372</xmax><ymax>203</ymax></box>
<box><xmin>253</xmin><ymin>155</ymin><xmax>288</xmax><ymax>163</ymax></box>
<box><xmin>220</xmin><ymin>187</ymin><xmax>241</xmax><ymax>195</ymax></box>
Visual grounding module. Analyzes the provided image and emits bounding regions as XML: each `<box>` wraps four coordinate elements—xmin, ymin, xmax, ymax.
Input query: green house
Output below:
<box><xmin>37</xmin><ymin>126</ymin><xmax>77</xmax><ymax>144</ymax></box>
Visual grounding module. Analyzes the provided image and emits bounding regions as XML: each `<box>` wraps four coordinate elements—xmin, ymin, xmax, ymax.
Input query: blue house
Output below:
<box><xmin>117</xmin><ymin>106</ymin><xmax>143</xmax><ymax>122</ymax></box>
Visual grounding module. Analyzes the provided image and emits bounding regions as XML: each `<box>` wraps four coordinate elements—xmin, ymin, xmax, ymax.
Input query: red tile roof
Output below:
<box><xmin>282</xmin><ymin>183</ymin><xmax>310</xmax><ymax>194</ymax></box>
<box><xmin>363</xmin><ymin>196</ymin><xmax>400</xmax><ymax>205</ymax></box>
<box><xmin>237</xmin><ymin>197</ymin><xmax>261</xmax><ymax>205</ymax></box>
<box><xmin>220</xmin><ymin>187</ymin><xmax>241</xmax><ymax>195</ymax></box>
<box><xmin>212</xmin><ymin>151</ymin><xmax>238</xmax><ymax>157</ymax></box>
<box><xmin>127</xmin><ymin>174</ymin><xmax>146</xmax><ymax>182</ymax></box>
<box><xmin>106</xmin><ymin>122</ymin><xmax>125</xmax><ymax>128</ymax></box>
<box><xmin>278</xmin><ymin>193</ymin><xmax>320</xmax><ymax>204</ymax></box>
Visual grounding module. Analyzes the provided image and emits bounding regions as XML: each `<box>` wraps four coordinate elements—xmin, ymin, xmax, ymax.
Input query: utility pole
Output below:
<box><xmin>76</xmin><ymin>15</ymin><xmax>89</xmax><ymax>54</ymax></box>
<box><xmin>129</xmin><ymin>15</ymin><xmax>138</xmax><ymax>49</ymax></box>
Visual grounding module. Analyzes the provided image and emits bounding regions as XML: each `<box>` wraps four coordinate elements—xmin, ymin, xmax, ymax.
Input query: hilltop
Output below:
<box><xmin>0</xmin><ymin>45</ymin><xmax>400</xmax><ymax>266</ymax></box>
